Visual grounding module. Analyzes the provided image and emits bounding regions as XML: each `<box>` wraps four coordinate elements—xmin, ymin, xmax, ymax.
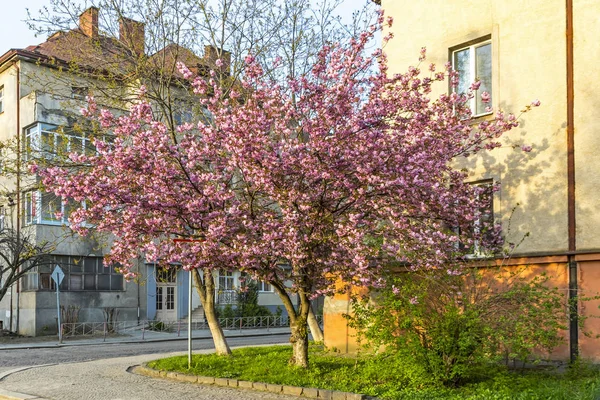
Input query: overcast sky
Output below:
<box><xmin>0</xmin><ymin>0</ymin><xmax>373</xmax><ymax>56</ymax></box>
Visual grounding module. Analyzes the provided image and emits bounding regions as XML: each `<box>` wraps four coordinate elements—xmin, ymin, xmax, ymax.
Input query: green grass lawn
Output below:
<box><xmin>147</xmin><ymin>345</ymin><xmax>600</xmax><ymax>400</ymax></box>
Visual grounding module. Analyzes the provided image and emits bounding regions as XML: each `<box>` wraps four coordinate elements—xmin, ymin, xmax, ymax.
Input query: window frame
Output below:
<box><xmin>23</xmin><ymin>189</ymin><xmax>84</xmax><ymax>226</ymax></box>
<box><xmin>450</xmin><ymin>36</ymin><xmax>493</xmax><ymax>118</ymax></box>
<box><xmin>22</xmin><ymin>256</ymin><xmax>124</xmax><ymax>292</ymax></box>
<box><xmin>257</xmin><ymin>280</ymin><xmax>273</xmax><ymax>293</ymax></box>
<box><xmin>460</xmin><ymin>179</ymin><xmax>495</xmax><ymax>259</ymax></box>
<box><xmin>0</xmin><ymin>85</ymin><xmax>4</xmax><ymax>113</ymax></box>
<box><xmin>24</xmin><ymin>122</ymin><xmax>95</xmax><ymax>161</ymax></box>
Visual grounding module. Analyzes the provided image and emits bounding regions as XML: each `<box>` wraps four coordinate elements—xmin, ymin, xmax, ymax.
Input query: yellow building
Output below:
<box><xmin>324</xmin><ymin>0</ymin><xmax>600</xmax><ymax>361</ymax></box>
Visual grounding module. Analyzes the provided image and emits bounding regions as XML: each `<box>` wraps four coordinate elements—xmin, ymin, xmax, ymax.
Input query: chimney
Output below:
<box><xmin>204</xmin><ymin>45</ymin><xmax>231</xmax><ymax>75</ymax></box>
<box><xmin>79</xmin><ymin>7</ymin><xmax>99</xmax><ymax>38</ymax></box>
<box><xmin>119</xmin><ymin>17</ymin><xmax>145</xmax><ymax>55</ymax></box>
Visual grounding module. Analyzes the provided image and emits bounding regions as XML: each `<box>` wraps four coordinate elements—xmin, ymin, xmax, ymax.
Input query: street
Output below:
<box><xmin>0</xmin><ymin>333</ymin><xmax>302</xmax><ymax>400</ymax></box>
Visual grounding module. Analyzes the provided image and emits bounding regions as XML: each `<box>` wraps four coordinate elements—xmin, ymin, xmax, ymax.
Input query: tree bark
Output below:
<box><xmin>290</xmin><ymin>314</ymin><xmax>309</xmax><ymax>367</ymax></box>
<box><xmin>307</xmin><ymin>304</ymin><xmax>323</xmax><ymax>342</ymax></box>
<box><xmin>193</xmin><ymin>268</ymin><xmax>231</xmax><ymax>356</ymax></box>
<box><xmin>272</xmin><ymin>281</ymin><xmax>311</xmax><ymax>367</ymax></box>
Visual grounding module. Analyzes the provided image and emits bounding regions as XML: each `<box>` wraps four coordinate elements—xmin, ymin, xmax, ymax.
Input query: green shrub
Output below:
<box><xmin>347</xmin><ymin>267</ymin><xmax>567</xmax><ymax>386</ymax></box>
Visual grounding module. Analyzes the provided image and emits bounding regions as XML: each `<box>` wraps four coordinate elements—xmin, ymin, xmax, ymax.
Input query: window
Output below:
<box><xmin>455</xmin><ymin>180</ymin><xmax>494</xmax><ymax>257</ymax></box>
<box><xmin>173</xmin><ymin>99</ymin><xmax>194</xmax><ymax>126</ymax></box>
<box><xmin>71</xmin><ymin>86</ymin><xmax>88</xmax><ymax>100</ymax></box>
<box><xmin>0</xmin><ymin>85</ymin><xmax>4</xmax><ymax>113</ymax></box>
<box><xmin>452</xmin><ymin>39</ymin><xmax>492</xmax><ymax>116</ymax></box>
<box><xmin>218</xmin><ymin>270</ymin><xmax>234</xmax><ymax>291</ymax></box>
<box><xmin>22</xmin><ymin>256</ymin><xmax>124</xmax><ymax>291</ymax></box>
<box><xmin>257</xmin><ymin>280</ymin><xmax>272</xmax><ymax>292</ymax></box>
<box><xmin>156</xmin><ymin>267</ymin><xmax>176</xmax><ymax>283</ymax></box>
<box><xmin>23</xmin><ymin>190</ymin><xmax>80</xmax><ymax>226</ymax></box>
<box><xmin>24</xmin><ymin>123</ymin><xmax>95</xmax><ymax>161</ymax></box>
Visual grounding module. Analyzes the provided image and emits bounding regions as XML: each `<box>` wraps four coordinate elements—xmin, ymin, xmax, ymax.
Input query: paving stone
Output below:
<box><xmin>238</xmin><ymin>380</ymin><xmax>253</xmax><ymax>389</ymax></box>
<box><xmin>282</xmin><ymin>385</ymin><xmax>303</xmax><ymax>396</ymax></box>
<box><xmin>214</xmin><ymin>378</ymin><xmax>229</xmax><ymax>386</ymax></box>
<box><xmin>228</xmin><ymin>379</ymin><xmax>239</xmax><ymax>387</ymax></box>
<box><xmin>166</xmin><ymin>371</ymin><xmax>179</xmax><ymax>380</ymax></box>
<box><xmin>147</xmin><ymin>368</ymin><xmax>161</xmax><ymax>378</ymax></box>
<box><xmin>302</xmin><ymin>387</ymin><xmax>319</xmax><ymax>398</ymax></box>
<box><xmin>345</xmin><ymin>393</ymin><xmax>364</xmax><ymax>400</ymax></box>
<box><xmin>252</xmin><ymin>382</ymin><xmax>267</xmax><ymax>391</ymax></box>
<box><xmin>318</xmin><ymin>389</ymin><xmax>333</xmax><ymax>399</ymax></box>
<box><xmin>178</xmin><ymin>374</ymin><xmax>198</xmax><ymax>383</ymax></box>
<box><xmin>266</xmin><ymin>383</ymin><xmax>283</xmax><ymax>393</ymax></box>
<box><xmin>331</xmin><ymin>391</ymin><xmax>347</xmax><ymax>400</ymax></box>
<box><xmin>197</xmin><ymin>376</ymin><xmax>215</xmax><ymax>385</ymax></box>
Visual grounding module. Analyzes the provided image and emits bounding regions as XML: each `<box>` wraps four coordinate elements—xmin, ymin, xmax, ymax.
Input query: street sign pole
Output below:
<box><xmin>173</xmin><ymin>238</ymin><xmax>199</xmax><ymax>370</ymax></box>
<box><xmin>188</xmin><ymin>269</ymin><xmax>192</xmax><ymax>369</ymax></box>
<box><xmin>56</xmin><ymin>282</ymin><xmax>61</xmax><ymax>343</ymax></box>
<box><xmin>51</xmin><ymin>265</ymin><xmax>65</xmax><ymax>344</ymax></box>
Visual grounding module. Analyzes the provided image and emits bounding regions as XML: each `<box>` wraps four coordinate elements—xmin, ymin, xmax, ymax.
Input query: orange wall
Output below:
<box><xmin>324</xmin><ymin>257</ymin><xmax>600</xmax><ymax>361</ymax></box>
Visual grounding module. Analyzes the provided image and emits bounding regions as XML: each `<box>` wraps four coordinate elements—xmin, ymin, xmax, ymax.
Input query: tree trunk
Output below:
<box><xmin>271</xmin><ymin>282</ymin><xmax>311</xmax><ymax>368</ymax></box>
<box><xmin>193</xmin><ymin>268</ymin><xmax>231</xmax><ymax>356</ymax></box>
<box><xmin>307</xmin><ymin>304</ymin><xmax>323</xmax><ymax>342</ymax></box>
<box><xmin>290</xmin><ymin>314</ymin><xmax>309</xmax><ymax>367</ymax></box>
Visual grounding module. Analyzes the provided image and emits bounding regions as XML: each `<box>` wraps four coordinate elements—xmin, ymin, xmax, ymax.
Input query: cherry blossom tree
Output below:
<box><xmin>37</xmin><ymin>14</ymin><xmax>534</xmax><ymax>367</ymax></box>
<box><xmin>34</xmin><ymin>98</ymin><xmax>242</xmax><ymax>355</ymax></box>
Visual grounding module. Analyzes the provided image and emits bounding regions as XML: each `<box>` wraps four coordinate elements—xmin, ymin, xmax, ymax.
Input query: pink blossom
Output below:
<box><xmin>481</xmin><ymin>91</ymin><xmax>491</xmax><ymax>103</ymax></box>
<box><xmin>470</xmin><ymin>80</ymin><xmax>481</xmax><ymax>91</ymax></box>
<box><xmin>409</xmin><ymin>297</ymin><xmax>419</xmax><ymax>305</ymax></box>
<box><xmin>531</xmin><ymin>99</ymin><xmax>541</xmax><ymax>107</ymax></box>
<box><xmin>521</xmin><ymin>145</ymin><xmax>533</xmax><ymax>153</ymax></box>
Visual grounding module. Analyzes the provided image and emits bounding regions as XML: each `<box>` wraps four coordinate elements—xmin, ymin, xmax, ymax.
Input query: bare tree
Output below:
<box><xmin>0</xmin><ymin>226</ymin><xmax>55</xmax><ymax>304</ymax></box>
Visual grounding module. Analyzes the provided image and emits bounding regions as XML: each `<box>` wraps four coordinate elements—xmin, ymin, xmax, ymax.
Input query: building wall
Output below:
<box><xmin>324</xmin><ymin>0</ymin><xmax>600</xmax><ymax>360</ymax></box>
<box><xmin>0</xmin><ymin>59</ymin><xmax>148</xmax><ymax>336</ymax></box>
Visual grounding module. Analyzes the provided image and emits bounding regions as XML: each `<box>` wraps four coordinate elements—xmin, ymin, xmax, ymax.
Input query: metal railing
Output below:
<box><xmin>59</xmin><ymin>315</ymin><xmax>323</xmax><ymax>339</ymax></box>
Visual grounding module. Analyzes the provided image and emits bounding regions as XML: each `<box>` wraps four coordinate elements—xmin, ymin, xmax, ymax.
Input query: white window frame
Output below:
<box><xmin>0</xmin><ymin>85</ymin><xmax>4</xmax><ymax>113</ymax></box>
<box><xmin>451</xmin><ymin>39</ymin><xmax>492</xmax><ymax>117</ymax></box>
<box><xmin>257</xmin><ymin>280</ymin><xmax>273</xmax><ymax>293</ymax></box>
<box><xmin>23</xmin><ymin>189</ymin><xmax>84</xmax><ymax>226</ymax></box>
<box><xmin>218</xmin><ymin>270</ymin><xmax>235</xmax><ymax>291</ymax></box>
<box><xmin>24</xmin><ymin>123</ymin><xmax>95</xmax><ymax>161</ymax></box>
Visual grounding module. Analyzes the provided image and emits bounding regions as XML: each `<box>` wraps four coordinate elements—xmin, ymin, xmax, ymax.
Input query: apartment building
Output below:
<box><xmin>0</xmin><ymin>7</ymin><xmax>290</xmax><ymax>336</ymax></box>
<box><xmin>324</xmin><ymin>0</ymin><xmax>600</xmax><ymax>361</ymax></box>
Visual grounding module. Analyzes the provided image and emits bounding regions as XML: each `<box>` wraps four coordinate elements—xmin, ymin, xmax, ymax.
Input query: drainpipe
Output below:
<box><xmin>13</xmin><ymin>60</ymin><xmax>21</xmax><ymax>334</ymax></box>
<box><xmin>566</xmin><ymin>0</ymin><xmax>577</xmax><ymax>362</ymax></box>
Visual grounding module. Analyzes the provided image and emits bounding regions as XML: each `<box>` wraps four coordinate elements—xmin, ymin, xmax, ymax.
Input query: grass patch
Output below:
<box><xmin>147</xmin><ymin>345</ymin><xmax>600</xmax><ymax>399</ymax></box>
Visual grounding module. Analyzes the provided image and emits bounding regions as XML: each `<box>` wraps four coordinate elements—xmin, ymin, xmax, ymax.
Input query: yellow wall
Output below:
<box><xmin>324</xmin><ymin>0</ymin><xmax>600</xmax><ymax>360</ymax></box>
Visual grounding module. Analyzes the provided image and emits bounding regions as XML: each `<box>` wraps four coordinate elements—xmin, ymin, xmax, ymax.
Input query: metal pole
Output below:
<box><xmin>56</xmin><ymin>284</ymin><xmax>62</xmax><ymax>343</ymax></box>
<box><xmin>188</xmin><ymin>269</ymin><xmax>192</xmax><ymax>369</ymax></box>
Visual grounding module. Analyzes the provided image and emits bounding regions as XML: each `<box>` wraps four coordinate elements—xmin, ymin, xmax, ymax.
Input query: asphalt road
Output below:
<box><xmin>0</xmin><ymin>333</ymin><xmax>302</xmax><ymax>400</ymax></box>
<box><xmin>0</xmin><ymin>333</ymin><xmax>290</xmax><ymax>368</ymax></box>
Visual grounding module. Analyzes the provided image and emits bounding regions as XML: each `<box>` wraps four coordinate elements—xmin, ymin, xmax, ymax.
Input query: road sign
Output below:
<box><xmin>51</xmin><ymin>265</ymin><xmax>65</xmax><ymax>286</ymax></box>
<box><xmin>51</xmin><ymin>265</ymin><xmax>64</xmax><ymax>343</ymax></box>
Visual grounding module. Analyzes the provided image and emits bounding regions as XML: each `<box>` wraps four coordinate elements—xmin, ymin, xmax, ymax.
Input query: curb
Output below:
<box><xmin>0</xmin><ymin>330</ymin><xmax>290</xmax><ymax>351</ymax></box>
<box><xmin>0</xmin><ymin>366</ymin><xmax>54</xmax><ymax>400</ymax></box>
<box><xmin>0</xmin><ymin>388</ymin><xmax>47</xmax><ymax>400</ymax></box>
<box><xmin>131</xmin><ymin>364</ymin><xmax>366</xmax><ymax>400</ymax></box>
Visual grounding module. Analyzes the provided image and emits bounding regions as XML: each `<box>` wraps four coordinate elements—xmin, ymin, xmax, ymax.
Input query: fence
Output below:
<box><xmin>59</xmin><ymin>315</ymin><xmax>323</xmax><ymax>339</ymax></box>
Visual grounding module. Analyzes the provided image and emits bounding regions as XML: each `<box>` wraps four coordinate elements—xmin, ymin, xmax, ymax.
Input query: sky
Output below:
<box><xmin>0</xmin><ymin>0</ymin><xmax>50</xmax><ymax>54</ymax></box>
<box><xmin>0</xmin><ymin>0</ymin><xmax>373</xmax><ymax>57</ymax></box>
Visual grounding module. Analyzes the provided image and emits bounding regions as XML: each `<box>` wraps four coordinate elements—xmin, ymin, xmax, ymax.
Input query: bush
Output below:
<box><xmin>347</xmin><ymin>267</ymin><xmax>567</xmax><ymax>386</ymax></box>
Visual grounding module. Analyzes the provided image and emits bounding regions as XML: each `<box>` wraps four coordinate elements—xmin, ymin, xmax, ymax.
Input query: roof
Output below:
<box><xmin>0</xmin><ymin>26</ymin><xmax>212</xmax><ymax>81</ymax></box>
